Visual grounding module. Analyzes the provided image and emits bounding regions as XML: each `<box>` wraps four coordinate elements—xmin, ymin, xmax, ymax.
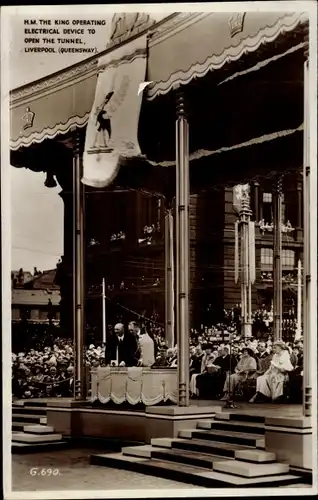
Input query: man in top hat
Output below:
<box><xmin>105</xmin><ymin>323</ymin><xmax>140</xmax><ymax>367</ymax></box>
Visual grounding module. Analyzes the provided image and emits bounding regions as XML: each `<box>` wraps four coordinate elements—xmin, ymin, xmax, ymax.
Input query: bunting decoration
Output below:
<box><xmin>82</xmin><ymin>35</ymin><xmax>148</xmax><ymax>188</ymax></box>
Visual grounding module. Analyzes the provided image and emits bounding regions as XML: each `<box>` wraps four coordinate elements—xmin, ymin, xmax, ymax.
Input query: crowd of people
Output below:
<box><xmin>12</xmin><ymin>315</ymin><xmax>304</xmax><ymax>404</ymax></box>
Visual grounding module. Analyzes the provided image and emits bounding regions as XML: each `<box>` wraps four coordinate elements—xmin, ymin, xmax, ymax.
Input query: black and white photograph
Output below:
<box><xmin>1</xmin><ymin>3</ymin><xmax>317</xmax><ymax>498</ymax></box>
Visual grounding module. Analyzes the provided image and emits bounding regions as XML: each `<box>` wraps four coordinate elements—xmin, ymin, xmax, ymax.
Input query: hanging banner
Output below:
<box><xmin>233</xmin><ymin>184</ymin><xmax>250</xmax><ymax>214</ymax></box>
<box><xmin>234</xmin><ymin>220</ymin><xmax>239</xmax><ymax>284</ymax></box>
<box><xmin>248</xmin><ymin>221</ymin><xmax>256</xmax><ymax>284</ymax></box>
<box><xmin>82</xmin><ymin>35</ymin><xmax>147</xmax><ymax>188</ymax></box>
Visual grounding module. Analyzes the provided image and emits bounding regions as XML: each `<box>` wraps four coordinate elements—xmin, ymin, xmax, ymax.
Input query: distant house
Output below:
<box><xmin>11</xmin><ymin>269</ymin><xmax>61</xmax><ymax>324</ymax></box>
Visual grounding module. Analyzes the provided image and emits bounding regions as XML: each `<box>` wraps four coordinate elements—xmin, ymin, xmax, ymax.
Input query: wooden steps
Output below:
<box><xmin>90</xmin><ymin>410</ymin><xmax>307</xmax><ymax>488</ymax></box>
<box><xmin>11</xmin><ymin>401</ymin><xmax>67</xmax><ymax>454</ymax></box>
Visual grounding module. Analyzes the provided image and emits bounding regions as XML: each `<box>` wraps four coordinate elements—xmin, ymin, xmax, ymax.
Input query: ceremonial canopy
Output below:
<box><xmin>10</xmin><ymin>10</ymin><xmax>308</xmax><ymax>196</ymax></box>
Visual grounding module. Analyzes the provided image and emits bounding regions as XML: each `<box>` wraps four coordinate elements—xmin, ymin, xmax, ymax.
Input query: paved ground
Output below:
<box><xmin>12</xmin><ymin>448</ymin><xmax>205</xmax><ymax>491</ymax></box>
<box><xmin>12</xmin><ymin>448</ymin><xmax>312</xmax><ymax>492</ymax></box>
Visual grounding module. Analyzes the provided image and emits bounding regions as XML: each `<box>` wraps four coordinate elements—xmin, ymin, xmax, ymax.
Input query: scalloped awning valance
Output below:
<box><xmin>10</xmin><ymin>10</ymin><xmax>307</xmax><ymax>151</ymax></box>
<box><xmin>146</xmin><ymin>11</ymin><xmax>307</xmax><ymax>100</ymax></box>
<box><xmin>10</xmin><ymin>59</ymin><xmax>98</xmax><ymax>151</ymax></box>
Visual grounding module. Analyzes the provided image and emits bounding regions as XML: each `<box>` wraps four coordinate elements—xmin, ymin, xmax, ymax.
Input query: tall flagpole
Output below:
<box><xmin>73</xmin><ymin>130</ymin><xmax>85</xmax><ymax>400</ymax></box>
<box><xmin>102</xmin><ymin>278</ymin><xmax>106</xmax><ymax>344</ymax></box>
<box><xmin>273</xmin><ymin>176</ymin><xmax>283</xmax><ymax>341</ymax></box>
<box><xmin>176</xmin><ymin>90</ymin><xmax>190</xmax><ymax>406</ymax></box>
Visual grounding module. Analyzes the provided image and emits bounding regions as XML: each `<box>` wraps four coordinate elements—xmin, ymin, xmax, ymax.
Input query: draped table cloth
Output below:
<box><xmin>90</xmin><ymin>367</ymin><xmax>177</xmax><ymax>405</ymax></box>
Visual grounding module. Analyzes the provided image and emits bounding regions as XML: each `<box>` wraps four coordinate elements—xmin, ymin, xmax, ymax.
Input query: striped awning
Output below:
<box><xmin>10</xmin><ymin>59</ymin><xmax>98</xmax><ymax>151</ymax></box>
<box><xmin>9</xmin><ymin>10</ymin><xmax>307</xmax><ymax>152</ymax></box>
<box><xmin>146</xmin><ymin>11</ymin><xmax>307</xmax><ymax>100</ymax></box>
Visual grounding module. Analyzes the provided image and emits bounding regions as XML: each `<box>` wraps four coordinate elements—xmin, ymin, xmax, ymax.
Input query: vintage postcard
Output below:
<box><xmin>1</xmin><ymin>2</ymin><xmax>317</xmax><ymax>499</ymax></box>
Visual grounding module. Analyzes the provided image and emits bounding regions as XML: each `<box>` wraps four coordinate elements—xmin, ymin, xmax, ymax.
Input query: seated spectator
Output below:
<box><xmin>249</xmin><ymin>340</ymin><xmax>294</xmax><ymax>403</ymax></box>
<box><xmin>190</xmin><ymin>344</ymin><xmax>213</xmax><ymax>398</ymax></box>
<box><xmin>196</xmin><ymin>345</ymin><xmax>231</xmax><ymax>399</ymax></box>
<box><xmin>44</xmin><ymin>366</ymin><xmax>62</xmax><ymax>397</ymax></box>
<box><xmin>221</xmin><ymin>348</ymin><xmax>257</xmax><ymax>400</ymax></box>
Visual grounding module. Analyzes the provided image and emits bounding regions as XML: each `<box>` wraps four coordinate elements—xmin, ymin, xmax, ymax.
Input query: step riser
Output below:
<box><xmin>91</xmin><ymin>456</ymin><xmax>239</xmax><ymax>488</ymax></box>
<box><xmin>151</xmin><ymin>450</ymin><xmax>214</xmax><ymax>469</ymax></box>
<box><xmin>227</xmin><ymin>414</ymin><xmax>265</xmax><ymax>424</ymax></box>
<box><xmin>206</xmin><ymin>423</ymin><xmax>265</xmax><ymax>435</ymax></box>
<box><xmin>12</xmin><ymin>425</ymin><xmax>24</xmax><ymax>432</ymax></box>
<box><xmin>13</xmin><ymin>416</ymin><xmax>43</xmax><ymax>423</ymax></box>
<box><xmin>12</xmin><ymin>443</ymin><xmax>68</xmax><ymax>454</ymax></box>
<box><xmin>90</xmin><ymin>456</ymin><xmax>303</xmax><ymax>488</ymax></box>
<box><xmin>192</xmin><ymin>432</ymin><xmax>263</xmax><ymax>448</ymax></box>
<box><xmin>20</xmin><ymin>402</ymin><xmax>47</xmax><ymax>407</ymax></box>
<box><xmin>172</xmin><ymin>441</ymin><xmax>236</xmax><ymax>458</ymax></box>
<box><xmin>12</xmin><ymin>408</ymin><xmax>47</xmax><ymax>416</ymax></box>
<box><xmin>13</xmin><ymin>439</ymin><xmax>62</xmax><ymax>445</ymax></box>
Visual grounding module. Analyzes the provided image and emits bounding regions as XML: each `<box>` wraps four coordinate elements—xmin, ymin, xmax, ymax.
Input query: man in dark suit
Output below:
<box><xmin>212</xmin><ymin>346</ymin><xmax>237</xmax><ymax>397</ymax></box>
<box><xmin>105</xmin><ymin>323</ymin><xmax>140</xmax><ymax>367</ymax></box>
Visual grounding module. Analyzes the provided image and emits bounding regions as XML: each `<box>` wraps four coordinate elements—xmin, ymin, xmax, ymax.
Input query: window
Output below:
<box><xmin>261</xmin><ymin>248</ymin><xmax>295</xmax><ymax>271</ymax></box>
<box><xmin>282</xmin><ymin>249</ymin><xmax>295</xmax><ymax>269</ymax></box>
<box><xmin>261</xmin><ymin>192</ymin><xmax>286</xmax><ymax>224</ymax></box>
<box><xmin>263</xmin><ymin>192</ymin><xmax>272</xmax><ymax>203</ymax></box>
<box><xmin>262</xmin><ymin>192</ymin><xmax>272</xmax><ymax>223</ymax></box>
<box><xmin>140</xmin><ymin>194</ymin><xmax>163</xmax><ymax>235</ymax></box>
<box><xmin>261</xmin><ymin>248</ymin><xmax>273</xmax><ymax>270</ymax></box>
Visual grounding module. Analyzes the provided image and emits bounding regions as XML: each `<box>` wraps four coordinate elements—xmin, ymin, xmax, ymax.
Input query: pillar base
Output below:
<box><xmin>265</xmin><ymin>416</ymin><xmax>313</xmax><ymax>471</ymax></box>
<box><xmin>243</xmin><ymin>323</ymin><xmax>252</xmax><ymax>338</ymax></box>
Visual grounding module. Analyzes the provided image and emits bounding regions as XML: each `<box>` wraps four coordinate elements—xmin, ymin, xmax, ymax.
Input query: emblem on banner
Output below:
<box><xmin>229</xmin><ymin>13</ymin><xmax>246</xmax><ymax>38</ymax></box>
<box><xmin>109</xmin><ymin>13</ymin><xmax>154</xmax><ymax>47</ymax></box>
<box><xmin>88</xmin><ymin>75</ymin><xmax>130</xmax><ymax>155</ymax></box>
<box><xmin>22</xmin><ymin>107</ymin><xmax>35</xmax><ymax>130</ymax></box>
<box><xmin>233</xmin><ymin>183</ymin><xmax>250</xmax><ymax>213</ymax></box>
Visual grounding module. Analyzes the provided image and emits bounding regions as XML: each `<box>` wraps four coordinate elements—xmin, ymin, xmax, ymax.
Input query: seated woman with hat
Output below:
<box><xmin>249</xmin><ymin>340</ymin><xmax>294</xmax><ymax>403</ymax></box>
<box><xmin>220</xmin><ymin>347</ymin><xmax>257</xmax><ymax>401</ymax></box>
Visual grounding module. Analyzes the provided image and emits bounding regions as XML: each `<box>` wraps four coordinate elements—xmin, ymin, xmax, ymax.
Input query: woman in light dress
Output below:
<box><xmin>220</xmin><ymin>348</ymin><xmax>257</xmax><ymax>400</ymax></box>
<box><xmin>249</xmin><ymin>340</ymin><xmax>294</xmax><ymax>403</ymax></box>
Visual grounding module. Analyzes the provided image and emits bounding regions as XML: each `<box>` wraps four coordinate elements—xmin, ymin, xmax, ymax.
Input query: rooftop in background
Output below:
<box><xmin>11</xmin><ymin>268</ymin><xmax>60</xmax><ymax>290</ymax></box>
<box><xmin>27</xmin><ymin>269</ymin><xmax>59</xmax><ymax>290</ymax></box>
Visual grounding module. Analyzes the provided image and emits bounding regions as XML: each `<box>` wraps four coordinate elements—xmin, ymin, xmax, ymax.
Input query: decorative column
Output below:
<box><xmin>272</xmin><ymin>176</ymin><xmax>283</xmax><ymax>341</ymax></box>
<box><xmin>296</xmin><ymin>172</ymin><xmax>303</xmax><ymax>241</ymax></box>
<box><xmin>295</xmin><ymin>259</ymin><xmax>302</xmax><ymax>341</ymax></box>
<box><xmin>240</xmin><ymin>193</ymin><xmax>253</xmax><ymax>338</ymax></box>
<box><xmin>303</xmin><ymin>51</ymin><xmax>311</xmax><ymax>417</ymax></box>
<box><xmin>176</xmin><ymin>91</ymin><xmax>190</xmax><ymax>406</ymax></box>
<box><xmin>253</xmin><ymin>181</ymin><xmax>260</xmax><ymax>222</ymax></box>
<box><xmin>73</xmin><ymin>132</ymin><xmax>86</xmax><ymax>400</ymax></box>
<box><xmin>165</xmin><ymin>207</ymin><xmax>174</xmax><ymax>349</ymax></box>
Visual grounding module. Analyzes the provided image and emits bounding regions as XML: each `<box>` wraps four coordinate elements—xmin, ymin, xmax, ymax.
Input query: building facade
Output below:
<box><xmin>81</xmin><ymin>170</ymin><xmax>303</xmax><ymax>339</ymax></box>
<box><xmin>11</xmin><ymin>269</ymin><xmax>61</xmax><ymax>325</ymax></box>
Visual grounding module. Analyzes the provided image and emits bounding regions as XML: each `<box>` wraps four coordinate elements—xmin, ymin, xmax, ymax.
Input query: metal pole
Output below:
<box><xmin>165</xmin><ymin>210</ymin><xmax>174</xmax><ymax>348</ymax></box>
<box><xmin>295</xmin><ymin>259</ymin><xmax>302</xmax><ymax>341</ymax></box>
<box><xmin>273</xmin><ymin>177</ymin><xmax>283</xmax><ymax>341</ymax></box>
<box><xmin>176</xmin><ymin>91</ymin><xmax>190</xmax><ymax>406</ymax></box>
<box><xmin>73</xmin><ymin>131</ymin><xmax>85</xmax><ymax>400</ymax></box>
<box><xmin>303</xmin><ymin>55</ymin><xmax>311</xmax><ymax>417</ymax></box>
<box><xmin>102</xmin><ymin>278</ymin><xmax>106</xmax><ymax>344</ymax></box>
